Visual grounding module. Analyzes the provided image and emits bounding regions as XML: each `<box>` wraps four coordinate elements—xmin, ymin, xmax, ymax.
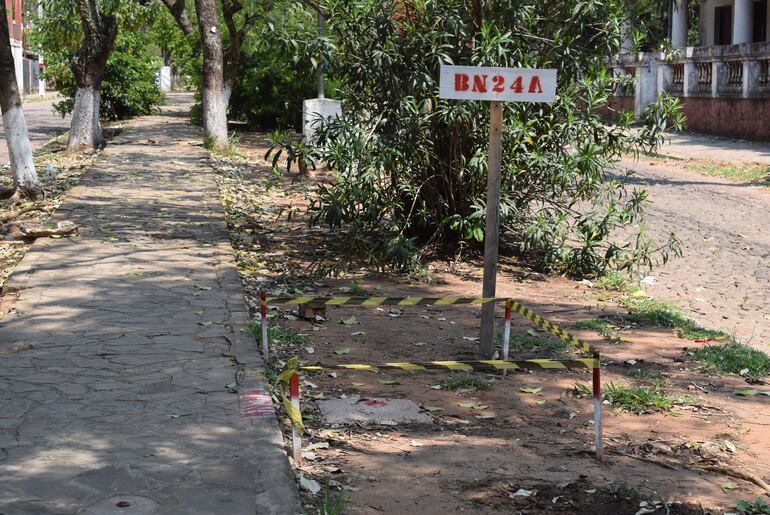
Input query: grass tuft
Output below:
<box><xmin>692</xmin><ymin>342</ymin><xmax>770</xmax><ymax>380</ymax></box>
<box><xmin>685</xmin><ymin>160</ymin><xmax>770</xmax><ymax>184</ymax></box>
<box><xmin>619</xmin><ymin>296</ymin><xmax>727</xmax><ymax>341</ymax></box>
<box><xmin>603</xmin><ymin>382</ymin><xmax>692</xmax><ymax>414</ymax></box>
<box><xmin>441</xmin><ymin>374</ymin><xmax>494</xmax><ymax>391</ymax></box>
<box><xmin>575</xmin><ymin>319</ymin><xmax>622</xmax><ymax>344</ymax></box>
<box><xmin>594</xmin><ymin>271</ymin><xmax>633</xmax><ymax>292</ymax></box>
<box><xmin>504</xmin><ymin>334</ymin><xmax>572</xmax><ymax>357</ymax></box>
<box><xmin>306</xmin><ymin>485</ymin><xmax>350</xmax><ymax>515</ymax></box>
<box><xmin>250</xmin><ymin>322</ymin><xmax>310</xmax><ymax>347</ymax></box>
<box><xmin>736</xmin><ymin>498</ymin><xmax>770</xmax><ymax>515</ymax></box>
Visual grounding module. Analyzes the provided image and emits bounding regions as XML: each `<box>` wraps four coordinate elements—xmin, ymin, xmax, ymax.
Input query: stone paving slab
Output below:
<box><xmin>0</xmin><ymin>94</ymin><xmax>300</xmax><ymax>514</ymax></box>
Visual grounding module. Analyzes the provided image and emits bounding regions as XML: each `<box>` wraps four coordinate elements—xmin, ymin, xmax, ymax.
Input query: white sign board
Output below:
<box><xmin>439</xmin><ymin>65</ymin><xmax>557</xmax><ymax>103</ymax></box>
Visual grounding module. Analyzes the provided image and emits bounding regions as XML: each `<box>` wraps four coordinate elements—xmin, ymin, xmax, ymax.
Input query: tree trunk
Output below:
<box><xmin>160</xmin><ymin>0</ymin><xmax>195</xmax><ymax>36</ymax></box>
<box><xmin>0</xmin><ymin>5</ymin><xmax>43</xmax><ymax>200</ymax></box>
<box><xmin>195</xmin><ymin>0</ymin><xmax>228</xmax><ymax>150</ymax></box>
<box><xmin>68</xmin><ymin>0</ymin><xmax>117</xmax><ymax>152</ymax></box>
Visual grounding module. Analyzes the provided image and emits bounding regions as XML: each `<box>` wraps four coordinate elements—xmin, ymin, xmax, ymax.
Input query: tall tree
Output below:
<box><xmin>68</xmin><ymin>0</ymin><xmax>118</xmax><ymax>151</ymax></box>
<box><xmin>158</xmin><ymin>0</ymin><xmax>263</xmax><ymax>114</ymax></box>
<box><xmin>0</xmin><ymin>4</ymin><xmax>43</xmax><ymax>200</ymax></box>
<box><xmin>221</xmin><ymin>0</ymin><xmax>260</xmax><ymax>106</ymax></box>
<box><xmin>195</xmin><ymin>0</ymin><xmax>228</xmax><ymax>149</ymax></box>
<box><xmin>159</xmin><ymin>0</ymin><xmax>195</xmax><ymax>36</ymax></box>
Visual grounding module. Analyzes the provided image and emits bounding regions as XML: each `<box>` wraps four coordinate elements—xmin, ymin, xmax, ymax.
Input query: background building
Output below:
<box><xmin>614</xmin><ymin>0</ymin><xmax>770</xmax><ymax>141</ymax></box>
<box><xmin>5</xmin><ymin>0</ymin><xmax>23</xmax><ymax>92</ymax></box>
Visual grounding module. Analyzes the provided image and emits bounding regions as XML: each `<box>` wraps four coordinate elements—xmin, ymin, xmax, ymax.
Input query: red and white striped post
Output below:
<box><xmin>502</xmin><ymin>301</ymin><xmax>512</xmax><ymax>375</ymax></box>
<box><xmin>592</xmin><ymin>352</ymin><xmax>604</xmax><ymax>462</ymax></box>
<box><xmin>259</xmin><ymin>291</ymin><xmax>269</xmax><ymax>360</ymax></box>
<box><xmin>290</xmin><ymin>373</ymin><xmax>302</xmax><ymax>466</ymax></box>
<box><xmin>502</xmin><ymin>300</ymin><xmax>512</xmax><ymax>361</ymax></box>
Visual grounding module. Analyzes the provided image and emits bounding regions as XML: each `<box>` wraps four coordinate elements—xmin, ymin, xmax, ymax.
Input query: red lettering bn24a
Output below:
<box><xmin>454</xmin><ymin>73</ymin><xmax>542</xmax><ymax>94</ymax></box>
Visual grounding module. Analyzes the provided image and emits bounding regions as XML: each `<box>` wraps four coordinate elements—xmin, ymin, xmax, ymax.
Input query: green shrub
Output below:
<box><xmin>298</xmin><ymin>1</ymin><xmax>683</xmax><ymax>274</ymax></box>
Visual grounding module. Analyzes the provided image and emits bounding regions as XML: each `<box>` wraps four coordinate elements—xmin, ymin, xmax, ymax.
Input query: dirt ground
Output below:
<box><xmin>212</xmin><ymin>136</ymin><xmax>770</xmax><ymax>514</ymax></box>
<box><xmin>620</xmin><ymin>157</ymin><xmax>770</xmax><ymax>353</ymax></box>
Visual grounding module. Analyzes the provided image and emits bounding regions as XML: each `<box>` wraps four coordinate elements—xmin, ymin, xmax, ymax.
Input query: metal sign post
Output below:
<box><xmin>439</xmin><ymin>65</ymin><xmax>557</xmax><ymax>358</ymax></box>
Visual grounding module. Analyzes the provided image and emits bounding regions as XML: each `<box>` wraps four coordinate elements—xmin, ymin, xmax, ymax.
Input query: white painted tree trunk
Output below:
<box><xmin>223</xmin><ymin>83</ymin><xmax>233</xmax><ymax>113</ymax></box>
<box><xmin>0</xmin><ymin>3</ymin><xmax>42</xmax><ymax>199</ymax></box>
<box><xmin>68</xmin><ymin>86</ymin><xmax>105</xmax><ymax>151</ymax></box>
<box><xmin>2</xmin><ymin>105</ymin><xmax>40</xmax><ymax>198</ymax></box>
<box><xmin>196</xmin><ymin>0</ymin><xmax>229</xmax><ymax>150</ymax></box>
<box><xmin>202</xmin><ymin>84</ymin><xmax>228</xmax><ymax>148</ymax></box>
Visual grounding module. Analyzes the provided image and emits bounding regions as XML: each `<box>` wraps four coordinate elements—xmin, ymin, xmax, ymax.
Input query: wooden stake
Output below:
<box><xmin>480</xmin><ymin>101</ymin><xmax>504</xmax><ymax>359</ymax></box>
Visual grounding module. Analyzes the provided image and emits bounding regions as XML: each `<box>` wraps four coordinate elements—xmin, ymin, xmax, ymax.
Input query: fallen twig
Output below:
<box><xmin>0</xmin><ymin>205</ymin><xmax>47</xmax><ymax>224</ymax></box>
<box><xmin>19</xmin><ymin>221</ymin><xmax>77</xmax><ymax>238</ymax></box>
<box><xmin>696</xmin><ymin>462</ymin><xmax>770</xmax><ymax>496</ymax></box>
<box><xmin>607</xmin><ymin>449</ymin><xmax>678</xmax><ymax>470</ymax></box>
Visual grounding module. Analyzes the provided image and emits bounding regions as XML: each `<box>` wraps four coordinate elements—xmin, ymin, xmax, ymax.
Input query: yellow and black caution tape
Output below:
<box><xmin>506</xmin><ymin>300</ymin><xmax>596</xmax><ymax>355</ymax></box>
<box><xmin>277</xmin><ymin>356</ymin><xmax>600</xmax><ymax>434</ymax></box>
<box><xmin>262</xmin><ymin>293</ymin><xmax>596</xmax><ymax>355</ymax></box>
<box><xmin>276</xmin><ymin>357</ymin><xmax>304</xmax><ymax>432</ymax></box>
<box><xmin>263</xmin><ymin>296</ymin><xmax>501</xmax><ymax>306</ymax></box>
<box><xmin>299</xmin><ymin>358</ymin><xmax>599</xmax><ymax>373</ymax></box>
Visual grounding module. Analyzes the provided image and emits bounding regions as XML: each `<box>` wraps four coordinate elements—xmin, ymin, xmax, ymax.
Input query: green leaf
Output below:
<box><xmin>721</xmin><ymin>482</ymin><xmax>738</xmax><ymax>490</ymax></box>
<box><xmin>340</xmin><ymin>316</ymin><xmax>359</xmax><ymax>325</ymax></box>
<box><xmin>334</xmin><ymin>348</ymin><xmax>351</xmax><ymax>355</ymax></box>
<box><xmin>734</xmin><ymin>389</ymin><xmax>759</xmax><ymax>397</ymax></box>
<box><xmin>520</xmin><ymin>387</ymin><xmax>543</xmax><ymax>394</ymax></box>
<box><xmin>378</xmin><ymin>379</ymin><xmax>399</xmax><ymax>385</ymax></box>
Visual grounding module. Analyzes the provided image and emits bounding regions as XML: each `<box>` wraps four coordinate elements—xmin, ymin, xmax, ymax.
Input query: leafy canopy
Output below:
<box><xmin>30</xmin><ymin>0</ymin><xmax>164</xmax><ymax>120</ymax></box>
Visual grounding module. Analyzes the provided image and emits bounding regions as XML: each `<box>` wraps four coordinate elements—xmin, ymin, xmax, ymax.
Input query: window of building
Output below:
<box><xmin>754</xmin><ymin>0</ymin><xmax>768</xmax><ymax>42</ymax></box>
<box><xmin>714</xmin><ymin>5</ymin><xmax>733</xmax><ymax>45</ymax></box>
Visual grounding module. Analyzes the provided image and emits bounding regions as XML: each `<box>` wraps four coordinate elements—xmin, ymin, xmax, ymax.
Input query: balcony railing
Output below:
<box><xmin>614</xmin><ymin>42</ymin><xmax>770</xmax><ymax>105</ymax></box>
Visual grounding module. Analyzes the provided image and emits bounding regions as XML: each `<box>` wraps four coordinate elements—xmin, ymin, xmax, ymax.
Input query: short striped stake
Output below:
<box><xmin>290</xmin><ymin>373</ymin><xmax>302</xmax><ymax>466</ymax></box>
<box><xmin>260</xmin><ymin>291</ymin><xmax>269</xmax><ymax>360</ymax></box>
<box><xmin>501</xmin><ymin>301</ymin><xmax>512</xmax><ymax>375</ymax></box>
<box><xmin>592</xmin><ymin>352</ymin><xmax>603</xmax><ymax>462</ymax></box>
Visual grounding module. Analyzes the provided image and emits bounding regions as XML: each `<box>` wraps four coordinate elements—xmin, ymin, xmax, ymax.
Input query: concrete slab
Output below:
<box><xmin>317</xmin><ymin>397</ymin><xmax>433</xmax><ymax>426</ymax></box>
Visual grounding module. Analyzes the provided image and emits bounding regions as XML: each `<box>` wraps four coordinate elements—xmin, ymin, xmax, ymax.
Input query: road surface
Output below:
<box><xmin>0</xmin><ymin>97</ymin><xmax>70</xmax><ymax>165</ymax></box>
<box><xmin>622</xmin><ymin>157</ymin><xmax>770</xmax><ymax>351</ymax></box>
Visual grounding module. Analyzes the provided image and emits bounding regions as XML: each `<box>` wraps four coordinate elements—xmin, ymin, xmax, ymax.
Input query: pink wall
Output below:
<box><xmin>680</xmin><ymin>97</ymin><xmax>770</xmax><ymax>142</ymax></box>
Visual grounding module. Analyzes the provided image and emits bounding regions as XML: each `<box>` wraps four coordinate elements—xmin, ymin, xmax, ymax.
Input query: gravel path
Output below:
<box><xmin>622</xmin><ymin>157</ymin><xmax>770</xmax><ymax>351</ymax></box>
<box><xmin>0</xmin><ymin>94</ymin><xmax>299</xmax><ymax>513</ymax></box>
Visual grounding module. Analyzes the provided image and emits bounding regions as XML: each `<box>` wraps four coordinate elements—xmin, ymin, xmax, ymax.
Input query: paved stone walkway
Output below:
<box><xmin>0</xmin><ymin>94</ymin><xmax>299</xmax><ymax>514</ymax></box>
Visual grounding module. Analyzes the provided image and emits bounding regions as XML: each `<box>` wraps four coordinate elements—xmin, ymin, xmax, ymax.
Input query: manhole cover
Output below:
<box><xmin>79</xmin><ymin>495</ymin><xmax>159</xmax><ymax>514</ymax></box>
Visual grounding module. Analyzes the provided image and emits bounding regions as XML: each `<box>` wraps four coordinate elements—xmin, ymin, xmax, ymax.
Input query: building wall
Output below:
<box><xmin>701</xmin><ymin>0</ymin><xmax>770</xmax><ymax>44</ymax></box>
<box><xmin>5</xmin><ymin>0</ymin><xmax>24</xmax><ymax>93</ymax></box>
<box><xmin>5</xmin><ymin>0</ymin><xmax>23</xmax><ymax>41</ymax></box>
<box><xmin>681</xmin><ymin>97</ymin><xmax>770</xmax><ymax>140</ymax></box>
